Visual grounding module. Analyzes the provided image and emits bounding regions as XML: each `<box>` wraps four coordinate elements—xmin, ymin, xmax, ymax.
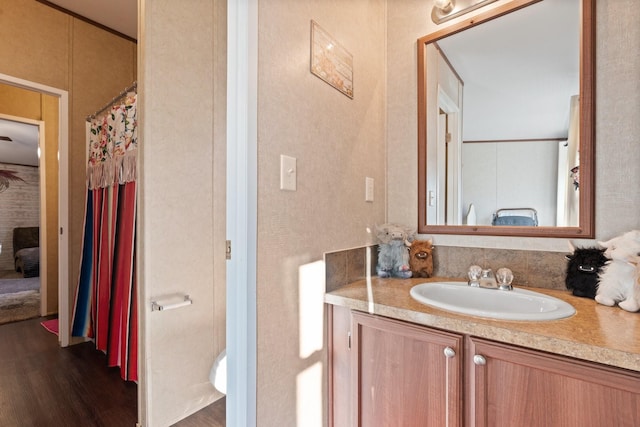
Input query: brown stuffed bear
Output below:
<box><xmin>409</xmin><ymin>239</ymin><xmax>434</xmax><ymax>278</ymax></box>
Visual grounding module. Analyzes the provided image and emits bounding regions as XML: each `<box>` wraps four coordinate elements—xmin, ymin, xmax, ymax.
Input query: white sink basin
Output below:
<box><xmin>410</xmin><ymin>281</ymin><xmax>575</xmax><ymax>321</ymax></box>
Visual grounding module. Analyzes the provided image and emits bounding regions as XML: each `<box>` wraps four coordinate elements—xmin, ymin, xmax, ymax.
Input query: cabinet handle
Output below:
<box><xmin>473</xmin><ymin>354</ymin><xmax>487</xmax><ymax>365</ymax></box>
<box><xmin>443</xmin><ymin>346</ymin><xmax>456</xmax><ymax>358</ymax></box>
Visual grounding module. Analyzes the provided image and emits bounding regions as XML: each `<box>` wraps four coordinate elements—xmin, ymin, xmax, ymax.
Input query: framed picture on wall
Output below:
<box><xmin>310</xmin><ymin>20</ymin><xmax>353</xmax><ymax>99</ymax></box>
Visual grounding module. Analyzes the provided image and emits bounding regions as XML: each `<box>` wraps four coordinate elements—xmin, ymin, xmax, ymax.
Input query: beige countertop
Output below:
<box><xmin>325</xmin><ymin>277</ymin><xmax>640</xmax><ymax>373</ymax></box>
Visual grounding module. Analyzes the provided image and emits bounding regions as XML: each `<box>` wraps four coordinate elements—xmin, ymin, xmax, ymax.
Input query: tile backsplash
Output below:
<box><xmin>324</xmin><ymin>245</ymin><xmax>378</xmax><ymax>292</ymax></box>
<box><xmin>325</xmin><ymin>244</ymin><xmax>569</xmax><ymax>292</ymax></box>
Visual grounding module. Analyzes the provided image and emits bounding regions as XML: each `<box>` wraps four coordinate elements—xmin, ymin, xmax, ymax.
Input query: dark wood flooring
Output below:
<box><xmin>0</xmin><ymin>315</ymin><xmax>137</xmax><ymax>426</ymax></box>
<box><xmin>0</xmin><ymin>316</ymin><xmax>225</xmax><ymax>427</ymax></box>
<box><xmin>172</xmin><ymin>398</ymin><xmax>225</xmax><ymax>427</ymax></box>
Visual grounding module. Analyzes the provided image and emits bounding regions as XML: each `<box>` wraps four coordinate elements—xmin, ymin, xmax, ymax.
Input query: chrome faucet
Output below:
<box><xmin>479</xmin><ymin>268</ymin><xmax>498</xmax><ymax>289</ymax></box>
<box><xmin>468</xmin><ymin>266</ymin><xmax>513</xmax><ymax>291</ymax></box>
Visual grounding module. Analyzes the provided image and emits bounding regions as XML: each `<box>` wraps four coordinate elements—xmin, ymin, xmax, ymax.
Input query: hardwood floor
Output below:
<box><xmin>172</xmin><ymin>398</ymin><xmax>225</xmax><ymax>427</ymax></box>
<box><xmin>0</xmin><ymin>316</ymin><xmax>137</xmax><ymax>426</ymax></box>
<box><xmin>0</xmin><ymin>316</ymin><xmax>225</xmax><ymax>427</ymax></box>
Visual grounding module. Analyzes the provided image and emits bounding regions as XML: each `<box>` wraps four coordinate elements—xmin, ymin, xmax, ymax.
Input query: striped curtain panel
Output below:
<box><xmin>72</xmin><ymin>92</ymin><xmax>138</xmax><ymax>382</ymax></box>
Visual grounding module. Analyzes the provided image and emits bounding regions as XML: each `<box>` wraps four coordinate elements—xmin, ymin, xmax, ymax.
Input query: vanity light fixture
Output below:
<box><xmin>431</xmin><ymin>0</ymin><xmax>499</xmax><ymax>24</ymax></box>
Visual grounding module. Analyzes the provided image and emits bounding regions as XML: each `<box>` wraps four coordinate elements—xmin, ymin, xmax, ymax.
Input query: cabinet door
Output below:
<box><xmin>351</xmin><ymin>311</ymin><xmax>462</xmax><ymax>427</ymax></box>
<box><xmin>467</xmin><ymin>337</ymin><xmax>640</xmax><ymax>427</ymax></box>
<box><xmin>329</xmin><ymin>305</ymin><xmax>353</xmax><ymax>427</ymax></box>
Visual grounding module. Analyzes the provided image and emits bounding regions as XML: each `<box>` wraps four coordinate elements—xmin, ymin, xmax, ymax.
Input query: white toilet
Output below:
<box><xmin>209</xmin><ymin>349</ymin><xmax>227</xmax><ymax>394</ymax></box>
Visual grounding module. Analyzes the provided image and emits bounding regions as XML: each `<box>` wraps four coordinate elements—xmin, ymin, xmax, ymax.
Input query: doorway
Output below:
<box><xmin>0</xmin><ymin>73</ymin><xmax>70</xmax><ymax>345</ymax></box>
<box><xmin>436</xmin><ymin>87</ymin><xmax>462</xmax><ymax>225</ymax></box>
<box><xmin>0</xmin><ymin>114</ymin><xmax>44</xmax><ymax>325</ymax></box>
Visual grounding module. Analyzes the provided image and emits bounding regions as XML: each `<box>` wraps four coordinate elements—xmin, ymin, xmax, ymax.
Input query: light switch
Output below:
<box><xmin>280</xmin><ymin>155</ymin><xmax>297</xmax><ymax>191</ymax></box>
<box><xmin>365</xmin><ymin>177</ymin><xmax>374</xmax><ymax>202</ymax></box>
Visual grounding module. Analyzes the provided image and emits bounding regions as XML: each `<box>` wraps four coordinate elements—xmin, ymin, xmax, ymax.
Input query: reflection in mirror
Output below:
<box><xmin>417</xmin><ymin>0</ymin><xmax>594</xmax><ymax>238</ymax></box>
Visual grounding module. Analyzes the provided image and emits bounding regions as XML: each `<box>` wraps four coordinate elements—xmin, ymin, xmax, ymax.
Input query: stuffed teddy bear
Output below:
<box><xmin>564</xmin><ymin>242</ymin><xmax>608</xmax><ymax>299</ymax></box>
<box><xmin>375</xmin><ymin>223</ymin><xmax>415</xmax><ymax>278</ymax></box>
<box><xmin>595</xmin><ymin>230</ymin><xmax>640</xmax><ymax>312</ymax></box>
<box><xmin>409</xmin><ymin>238</ymin><xmax>434</xmax><ymax>278</ymax></box>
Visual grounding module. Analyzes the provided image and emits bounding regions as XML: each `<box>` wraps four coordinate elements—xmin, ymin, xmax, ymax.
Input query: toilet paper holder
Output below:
<box><xmin>151</xmin><ymin>294</ymin><xmax>193</xmax><ymax>311</ymax></box>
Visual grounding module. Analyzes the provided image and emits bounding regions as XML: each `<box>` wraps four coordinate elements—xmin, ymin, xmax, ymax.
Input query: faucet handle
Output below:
<box><xmin>496</xmin><ymin>268</ymin><xmax>514</xmax><ymax>291</ymax></box>
<box><xmin>467</xmin><ymin>265</ymin><xmax>482</xmax><ymax>287</ymax></box>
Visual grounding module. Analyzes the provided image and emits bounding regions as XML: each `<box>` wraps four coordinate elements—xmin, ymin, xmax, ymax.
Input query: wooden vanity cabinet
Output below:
<box><xmin>329</xmin><ymin>305</ymin><xmax>463</xmax><ymax>427</ymax></box>
<box><xmin>466</xmin><ymin>337</ymin><xmax>640</xmax><ymax>427</ymax></box>
<box><xmin>329</xmin><ymin>305</ymin><xmax>640</xmax><ymax>427</ymax></box>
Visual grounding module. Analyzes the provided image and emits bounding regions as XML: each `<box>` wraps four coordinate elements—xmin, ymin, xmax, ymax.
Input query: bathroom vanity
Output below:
<box><xmin>325</xmin><ymin>278</ymin><xmax>640</xmax><ymax>427</ymax></box>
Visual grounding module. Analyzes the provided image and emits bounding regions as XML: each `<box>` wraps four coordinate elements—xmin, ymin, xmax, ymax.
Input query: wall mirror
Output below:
<box><xmin>417</xmin><ymin>0</ymin><xmax>594</xmax><ymax>238</ymax></box>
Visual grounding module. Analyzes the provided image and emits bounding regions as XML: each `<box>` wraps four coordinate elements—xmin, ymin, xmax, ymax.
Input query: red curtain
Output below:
<box><xmin>71</xmin><ymin>91</ymin><xmax>138</xmax><ymax>381</ymax></box>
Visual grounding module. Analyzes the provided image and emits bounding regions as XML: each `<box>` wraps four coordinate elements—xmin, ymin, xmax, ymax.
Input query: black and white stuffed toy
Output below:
<box><xmin>565</xmin><ymin>242</ymin><xmax>608</xmax><ymax>299</ymax></box>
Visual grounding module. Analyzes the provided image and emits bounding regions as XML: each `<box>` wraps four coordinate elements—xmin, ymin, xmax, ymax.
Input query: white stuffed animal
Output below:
<box><xmin>627</xmin><ymin>254</ymin><xmax>640</xmax><ymax>310</ymax></box>
<box><xmin>595</xmin><ymin>230</ymin><xmax>640</xmax><ymax>312</ymax></box>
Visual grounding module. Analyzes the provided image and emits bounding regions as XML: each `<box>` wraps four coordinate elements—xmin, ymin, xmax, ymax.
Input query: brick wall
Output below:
<box><xmin>0</xmin><ymin>163</ymin><xmax>40</xmax><ymax>271</ymax></box>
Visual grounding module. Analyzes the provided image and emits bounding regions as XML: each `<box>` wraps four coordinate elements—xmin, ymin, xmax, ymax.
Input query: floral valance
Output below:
<box><xmin>87</xmin><ymin>93</ymin><xmax>137</xmax><ymax>190</ymax></box>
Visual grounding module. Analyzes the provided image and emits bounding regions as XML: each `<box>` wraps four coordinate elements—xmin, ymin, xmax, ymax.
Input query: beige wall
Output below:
<box><xmin>387</xmin><ymin>0</ymin><xmax>640</xmax><ymax>250</ymax></box>
<box><xmin>257</xmin><ymin>0</ymin><xmax>387</xmax><ymax>425</ymax></box>
<box><xmin>593</xmin><ymin>0</ymin><xmax>640</xmax><ymax>237</ymax></box>
<box><xmin>138</xmin><ymin>0</ymin><xmax>226</xmax><ymax>425</ymax></box>
<box><xmin>0</xmin><ymin>0</ymin><xmax>136</xmax><ymax>317</ymax></box>
<box><xmin>0</xmin><ymin>85</ymin><xmax>59</xmax><ymax>312</ymax></box>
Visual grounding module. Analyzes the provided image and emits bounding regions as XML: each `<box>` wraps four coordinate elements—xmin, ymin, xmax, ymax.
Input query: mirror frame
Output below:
<box><xmin>417</xmin><ymin>0</ymin><xmax>595</xmax><ymax>238</ymax></box>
